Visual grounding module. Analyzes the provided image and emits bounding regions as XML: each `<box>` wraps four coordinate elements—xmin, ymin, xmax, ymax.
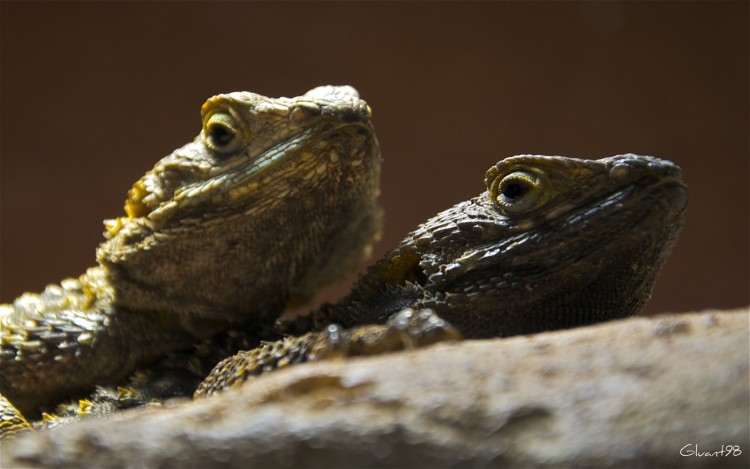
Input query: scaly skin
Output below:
<box><xmin>196</xmin><ymin>154</ymin><xmax>688</xmax><ymax>396</ymax></box>
<box><xmin>0</xmin><ymin>86</ymin><xmax>382</xmax><ymax>437</ymax></box>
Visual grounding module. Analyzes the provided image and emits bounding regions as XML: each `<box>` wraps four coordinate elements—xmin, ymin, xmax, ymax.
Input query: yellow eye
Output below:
<box><xmin>204</xmin><ymin>112</ymin><xmax>243</xmax><ymax>154</ymax></box>
<box><xmin>491</xmin><ymin>171</ymin><xmax>544</xmax><ymax>214</ymax></box>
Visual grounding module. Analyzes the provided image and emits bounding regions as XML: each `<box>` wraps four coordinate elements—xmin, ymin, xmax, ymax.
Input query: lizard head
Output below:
<box><xmin>358</xmin><ymin>154</ymin><xmax>688</xmax><ymax>338</ymax></box>
<box><xmin>97</xmin><ymin>86</ymin><xmax>381</xmax><ymax>330</ymax></box>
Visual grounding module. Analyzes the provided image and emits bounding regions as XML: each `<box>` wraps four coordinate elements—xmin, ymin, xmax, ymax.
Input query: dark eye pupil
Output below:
<box><xmin>209</xmin><ymin>124</ymin><xmax>235</xmax><ymax>146</ymax></box>
<box><xmin>503</xmin><ymin>181</ymin><xmax>528</xmax><ymax>200</ymax></box>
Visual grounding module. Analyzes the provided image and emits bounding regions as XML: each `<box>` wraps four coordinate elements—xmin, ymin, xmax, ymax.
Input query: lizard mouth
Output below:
<box><xmin>414</xmin><ymin>174</ymin><xmax>688</xmax><ymax>293</ymax></box>
<box><xmin>513</xmin><ymin>177</ymin><xmax>686</xmax><ymax>264</ymax></box>
<box><xmin>187</xmin><ymin>121</ymin><xmax>375</xmax><ymax>213</ymax></box>
<box><xmin>104</xmin><ymin>120</ymin><xmax>376</xmax><ymax>237</ymax></box>
<box><xmin>561</xmin><ymin>177</ymin><xmax>688</xmax><ymax>238</ymax></box>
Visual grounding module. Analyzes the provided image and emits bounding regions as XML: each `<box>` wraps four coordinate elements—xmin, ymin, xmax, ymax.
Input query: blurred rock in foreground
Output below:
<box><xmin>3</xmin><ymin>308</ymin><xmax>748</xmax><ymax>468</ymax></box>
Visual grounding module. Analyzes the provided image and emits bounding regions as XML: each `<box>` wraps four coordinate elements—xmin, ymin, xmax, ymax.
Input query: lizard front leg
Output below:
<box><xmin>194</xmin><ymin>309</ymin><xmax>461</xmax><ymax>397</ymax></box>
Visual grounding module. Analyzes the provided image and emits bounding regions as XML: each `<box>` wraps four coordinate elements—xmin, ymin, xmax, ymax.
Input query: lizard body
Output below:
<box><xmin>0</xmin><ymin>86</ymin><xmax>382</xmax><ymax>436</ymax></box>
<box><xmin>197</xmin><ymin>154</ymin><xmax>688</xmax><ymax>395</ymax></box>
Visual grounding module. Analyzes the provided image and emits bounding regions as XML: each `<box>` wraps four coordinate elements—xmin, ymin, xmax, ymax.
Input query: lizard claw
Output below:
<box><xmin>309</xmin><ymin>308</ymin><xmax>462</xmax><ymax>361</ymax></box>
<box><xmin>386</xmin><ymin>308</ymin><xmax>462</xmax><ymax>347</ymax></box>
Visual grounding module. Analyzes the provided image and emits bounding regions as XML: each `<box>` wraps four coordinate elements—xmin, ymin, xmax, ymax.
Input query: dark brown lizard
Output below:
<box><xmin>196</xmin><ymin>154</ymin><xmax>688</xmax><ymax>396</ymax></box>
<box><xmin>0</xmin><ymin>86</ymin><xmax>382</xmax><ymax>437</ymax></box>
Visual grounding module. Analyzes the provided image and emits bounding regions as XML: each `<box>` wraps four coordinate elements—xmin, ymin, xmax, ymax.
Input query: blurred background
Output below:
<box><xmin>2</xmin><ymin>2</ymin><xmax>747</xmax><ymax>314</ymax></box>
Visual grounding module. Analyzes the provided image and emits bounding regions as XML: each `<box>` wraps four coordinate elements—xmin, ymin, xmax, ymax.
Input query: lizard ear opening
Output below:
<box><xmin>356</xmin><ymin>249</ymin><xmax>427</xmax><ymax>301</ymax></box>
<box><xmin>412</xmin><ymin>264</ymin><xmax>428</xmax><ymax>287</ymax></box>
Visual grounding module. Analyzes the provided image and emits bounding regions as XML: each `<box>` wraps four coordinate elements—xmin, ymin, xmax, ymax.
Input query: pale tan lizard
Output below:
<box><xmin>0</xmin><ymin>86</ymin><xmax>382</xmax><ymax>438</ymax></box>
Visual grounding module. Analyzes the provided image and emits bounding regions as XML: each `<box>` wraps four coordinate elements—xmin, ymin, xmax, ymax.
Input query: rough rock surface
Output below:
<box><xmin>2</xmin><ymin>309</ymin><xmax>748</xmax><ymax>468</ymax></box>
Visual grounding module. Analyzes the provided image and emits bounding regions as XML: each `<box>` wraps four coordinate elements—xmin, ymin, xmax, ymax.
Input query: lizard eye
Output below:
<box><xmin>204</xmin><ymin>112</ymin><xmax>243</xmax><ymax>154</ymax></box>
<box><xmin>492</xmin><ymin>171</ymin><xmax>544</xmax><ymax>215</ymax></box>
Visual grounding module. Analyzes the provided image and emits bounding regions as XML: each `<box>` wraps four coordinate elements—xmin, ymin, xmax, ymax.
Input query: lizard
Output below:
<box><xmin>0</xmin><ymin>86</ymin><xmax>383</xmax><ymax>438</ymax></box>
<box><xmin>195</xmin><ymin>153</ymin><xmax>688</xmax><ymax>396</ymax></box>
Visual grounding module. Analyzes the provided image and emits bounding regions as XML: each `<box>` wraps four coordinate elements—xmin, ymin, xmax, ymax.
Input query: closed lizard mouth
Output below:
<box><xmin>103</xmin><ymin>121</ymin><xmax>377</xmax><ymax>238</ymax></box>
<box><xmin>427</xmin><ymin>174</ymin><xmax>688</xmax><ymax>292</ymax></box>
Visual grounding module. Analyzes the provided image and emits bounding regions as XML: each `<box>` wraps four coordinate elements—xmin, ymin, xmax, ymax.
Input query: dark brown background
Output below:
<box><xmin>2</xmin><ymin>2</ymin><xmax>748</xmax><ymax>314</ymax></box>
